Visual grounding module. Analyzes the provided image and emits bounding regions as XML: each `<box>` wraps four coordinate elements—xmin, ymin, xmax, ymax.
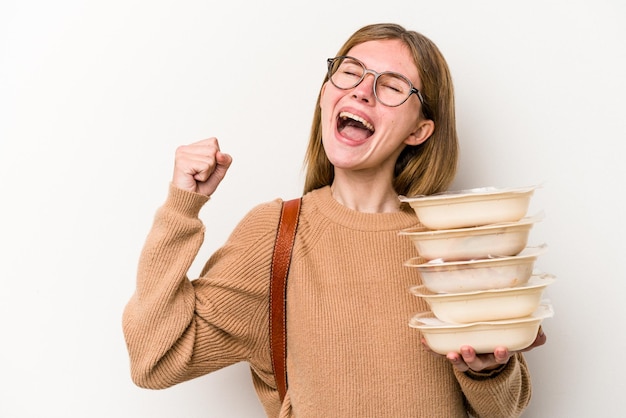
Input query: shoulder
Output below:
<box><xmin>226</xmin><ymin>197</ymin><xmax>291</xmax><ymax>243</ymax></box>
<box><xmin>227</xmin><ymin>189</ymin><xmax>325</xmax><ymax>244</ymax></box>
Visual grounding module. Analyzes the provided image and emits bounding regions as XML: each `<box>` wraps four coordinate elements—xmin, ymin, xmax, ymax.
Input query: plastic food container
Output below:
<box><xmin>399</xmin><ymin>186</ymin><xmax>537</xmax><ymax>230</ymax></box>
<box><xmin>409</xmin><ymin>303</ymin><xmax>553</xmax><ymax>355</ymax></box>
<box><xmin>404</xmin><ymin>245</ymin><xmax>546</xmax><ymax>294</ymax></box>
<box><xmin>399</xmin><ymin>213</ymin><xmax>542</xmax><ymax>261</ymax></box>
<box><xmin>409</xmin><ymin>274</ymin><xmax>555</xmax><ymax>323</ymax></box>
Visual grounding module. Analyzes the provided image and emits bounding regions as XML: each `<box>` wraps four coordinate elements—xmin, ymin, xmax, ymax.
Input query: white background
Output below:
<box><xmin>1</xmin><ymin>1</ymin><xmax>625</xmax><ymax>417</ymax></box>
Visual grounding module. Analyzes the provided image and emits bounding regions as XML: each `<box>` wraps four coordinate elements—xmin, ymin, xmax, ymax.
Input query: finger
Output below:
<box><xmin>193</xmin><ymin>169</ymin><xmax>213</xmax><ymax>183</ymax></box>
<box><xmin>190</xmin><ymin>137</ymin><xmax>220</xmax><ymax>149</ymax></box>
<box><xmin>174</xmin><ymin>138</ymin><xmax>220</xmax><ymax>170</ymax></box>
<box><xmin>422</xmin><ymin>339</ymin><xmax>474</xmax><ymax>372</ymax></box>
<box><xmin>459</xmin><ymin>346</ymin><xmax>491</xmax><ymax>371</ymax></box>
<box><xmin>460</xmin><ymin>346</ymin><xmax>508</xmax><ymax>372</ymax></box>
<box><xmin>446</xmin><ymin>352</ymin><xmax>469</xmax><ymax>372</ymax></box>
<box><xmin>460</xmin><ymin>346</ymin><xmax>478</xmax><ymax>364</ymax></box>
<box><xmin>520</xmin><ymin>326</ymin><xmax>547</xmax><ymax>352</ymax></box>
<box><xmin>184</xmin><ymin>153</ymin><xmax>217</xmax><ymax>183</ymax></box>
<box><xmin>199</xmin><ymin>152</ymin><xmax>232</xmax><ymax>185</ymax></box>
<box><xmin>420</xmin><ymin>337</ymin><xmax>437</xmax><ymax>354</ymax></box>
<box><xmin>493</xmin><ymin>347</ymin><xmax>511</xmax><ymax>364</ymax></box>
<box><xmin>171</xmin><ymin>137</ymin><xmax>231</xmax><ymax>196</ymax></box>
<box><xmin>190</xmin><ymin>139</ymin><xmax>226</xmax><ymax>182</ymax></box>
<box><xmin>181</xmin><ymin>137</ymin><xmax>221</xmax><ymax>159</ymax></box>
<box><xmin>195</xmin><ymin>152</ymin><xmax>231</xmax><ymax>193</ymax></box>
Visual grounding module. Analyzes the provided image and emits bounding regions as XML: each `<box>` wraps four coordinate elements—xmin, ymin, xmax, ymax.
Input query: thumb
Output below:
<box><xmin>196</xmin><ymin>151</ymin><xmax>233</xmax><ymax>196</ymax></box>
<box><xmin>213</xmin><ymin>151</ymin><xmax>233</xmax><ymax>181</ymax></box>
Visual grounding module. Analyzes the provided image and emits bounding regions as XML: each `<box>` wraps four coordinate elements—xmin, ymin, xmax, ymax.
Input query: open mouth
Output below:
<box><xmin>337</xmin><ymin>111</ymin><xmax>375</xmax><ymax>141</ymax></box>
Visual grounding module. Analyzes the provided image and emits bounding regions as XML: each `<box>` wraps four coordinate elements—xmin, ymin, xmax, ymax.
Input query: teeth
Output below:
<box><xmin>339</xmin><ymin>112</ymin><xmax>374</xmax><ymax>132</ymax></box>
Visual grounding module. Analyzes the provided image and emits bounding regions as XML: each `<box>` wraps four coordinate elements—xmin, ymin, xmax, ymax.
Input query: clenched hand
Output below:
<box><xmin>172</xmin><ymin>137</ymin><xmax>233</xmax><ymax>197</ymax></box>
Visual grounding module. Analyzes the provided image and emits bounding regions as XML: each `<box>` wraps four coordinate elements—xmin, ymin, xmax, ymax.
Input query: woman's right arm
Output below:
<box><xmin>123</xmin><ymin>185</ymin><xmax>209</xmax><ymax>388</ymax></box>
<box><xmin>122</xmin><ymin>138</ymin><xmax>233</xmax><ymax>388</ymax></box>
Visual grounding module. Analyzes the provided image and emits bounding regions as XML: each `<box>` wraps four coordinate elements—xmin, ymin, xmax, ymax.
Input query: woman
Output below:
<box><xmin>123</xmin><ymin>23</ymin><xmax>545</xmax><ymax>417</ymax></box>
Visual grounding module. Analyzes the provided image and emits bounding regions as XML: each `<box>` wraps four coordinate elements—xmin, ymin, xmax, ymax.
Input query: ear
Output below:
<box><xmin>319</xmin><ymin>82</ymin><xmax>328</xmax><ymax>105</ymax></box>
<box><xmin>404</xmin><ymin>119</ymin><xmax>435</xmax><ymax>146</ymax></box>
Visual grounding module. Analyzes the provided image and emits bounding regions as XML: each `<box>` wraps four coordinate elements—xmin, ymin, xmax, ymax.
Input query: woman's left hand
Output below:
<box><xmin>422</xmin><ymin>326</ymin><xmax>547</xmax><ymax>373</ymax></box>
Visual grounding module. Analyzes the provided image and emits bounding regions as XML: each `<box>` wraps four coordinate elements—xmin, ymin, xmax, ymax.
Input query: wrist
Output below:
<box><xmin>464</xmin><ymin>362</ymin><xmax>508</xmax><ymax>380</ymax></box>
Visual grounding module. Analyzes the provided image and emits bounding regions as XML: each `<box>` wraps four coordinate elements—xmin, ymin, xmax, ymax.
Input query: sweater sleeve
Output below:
<box><xmin>454</xmin><ymin>353</ymin><xmax>532</xmax><ymax>418</ymax></box>
<box><xmin>122</xmin><ymin>184</ymin><xmax>281</xmax><ymax>390</ymax></box>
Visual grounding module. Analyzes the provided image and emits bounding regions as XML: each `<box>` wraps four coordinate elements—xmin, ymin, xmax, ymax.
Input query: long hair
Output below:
<box><xmin>303</xmin><ymin>23</ymin><xmax>458</xmax><ymax>197</ymax></box>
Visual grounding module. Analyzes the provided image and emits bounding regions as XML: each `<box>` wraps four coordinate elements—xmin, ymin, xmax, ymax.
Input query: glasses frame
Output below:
<box><xmin>326</xmin><ymin>56</ymin><xmax>426</xmax><ymax>108</ymax></box>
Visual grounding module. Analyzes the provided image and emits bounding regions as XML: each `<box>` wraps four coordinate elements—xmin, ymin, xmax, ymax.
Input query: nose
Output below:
<box><xmin>351</xmin><ymin>72</ymin><xmax>376</xmax><ymax>104</ymax></box>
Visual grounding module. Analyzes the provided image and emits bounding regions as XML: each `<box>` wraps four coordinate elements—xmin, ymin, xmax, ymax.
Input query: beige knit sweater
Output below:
<box><xmin>123</xmin><ymin>185</ymin><xmax>532</xmax><ymax>417</ymax></box>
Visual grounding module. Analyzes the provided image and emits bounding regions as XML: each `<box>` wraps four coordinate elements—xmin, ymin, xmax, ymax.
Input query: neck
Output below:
<box><xmin>330</xmin><ymin>174</ymin><xmax>401</xmax><ymax>213</ymax></box>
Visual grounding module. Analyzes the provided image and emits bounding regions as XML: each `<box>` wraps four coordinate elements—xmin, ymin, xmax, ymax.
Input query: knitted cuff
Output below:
<box><xmin>164</xmin><ymin>183</ymin><xmax>210</xmax><ymax>218</ymax></box>
<box><xmin>464</xmin><ymin>361</ymin><xmax>510</xmax><ymax>381</ymax></box>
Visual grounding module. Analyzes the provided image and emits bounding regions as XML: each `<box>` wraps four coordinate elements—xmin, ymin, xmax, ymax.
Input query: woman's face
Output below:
<box><xmin>320</xmin><ymin>39</ymin><xmax>433</xmax><ymax>178</ymax></box>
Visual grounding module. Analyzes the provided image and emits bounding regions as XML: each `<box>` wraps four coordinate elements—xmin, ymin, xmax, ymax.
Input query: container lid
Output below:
<box><xmin>399</xmin><ymin>212</ymin><xmax>545</xmax><ymax>237</ymax></box>
<box><xmin>409</xmin><ymin>303</ymin><xmax>554</xmax><ymax>329</ymax></box>
<box><xmin>409</xmin><ymin>273</ymin><xmax>556</xmax><ymax>299</ymax></box>
<box><xmin>404</xmin><ymin>244</ymin><xmax>548</xmax><ymax>268</ymax></box>
<box><xmin>398</xmin><ymin>185</ymin><xmax>539</xmax><ymax>204</ymax></box>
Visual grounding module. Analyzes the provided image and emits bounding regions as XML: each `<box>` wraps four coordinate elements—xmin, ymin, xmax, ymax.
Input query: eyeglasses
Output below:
<box><xmin>327</xmin><ymin>56</ymin><xmax>426</xmax><ymax>108</ymax></box>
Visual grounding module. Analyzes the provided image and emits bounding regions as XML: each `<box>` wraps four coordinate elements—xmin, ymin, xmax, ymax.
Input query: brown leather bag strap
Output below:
<box><xmin>269</xmin><ymin>197</ymin><xmax>301</xmax><ymax>403</ymax></box>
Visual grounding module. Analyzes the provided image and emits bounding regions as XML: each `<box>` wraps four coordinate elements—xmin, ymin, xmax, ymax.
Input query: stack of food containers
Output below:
<box><xmin>398</xmin><ymin>186</ymin><xmax>554</xmax><ymax>355</ymax></box>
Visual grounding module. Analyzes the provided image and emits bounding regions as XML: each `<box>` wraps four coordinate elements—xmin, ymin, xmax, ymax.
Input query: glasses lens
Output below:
<box><xmin>329</xmin><ymin>57</ymin><xmax>364</xmax><ymax>89</ymax></box>
<box><xmin>375</xmin><ymin>73</ymin><xmax>412</xmax><ymax>107</ymax></box>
